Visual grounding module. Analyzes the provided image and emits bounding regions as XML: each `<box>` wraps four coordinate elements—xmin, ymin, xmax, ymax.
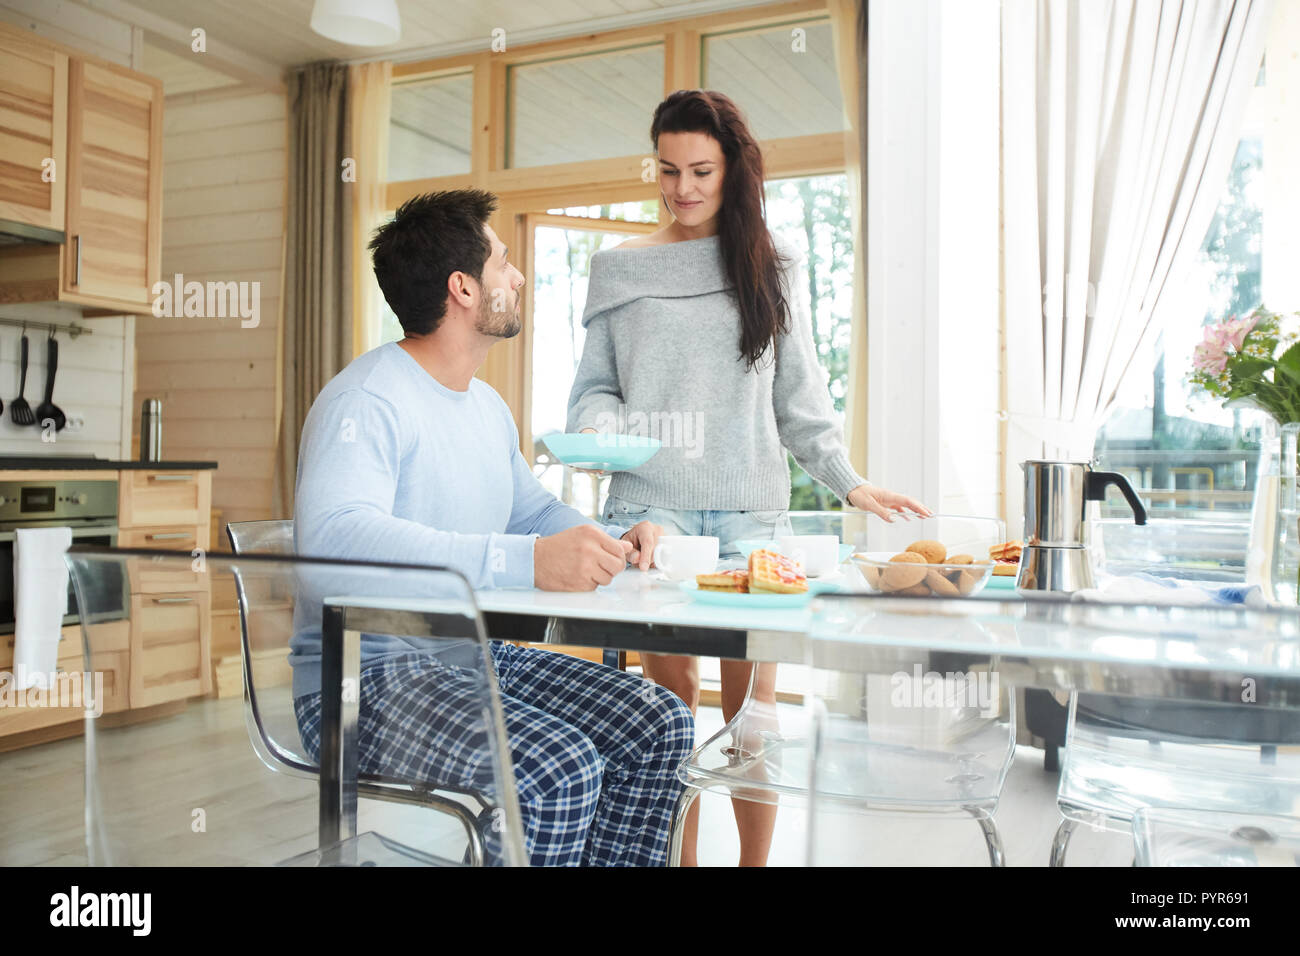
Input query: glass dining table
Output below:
<box><xmin>318</xmin><ymin>568</ymin><xmax>1300</xmax><ymax>851</ymax></box>
<box><xmin>468</xmin><ymin>570</ymin><xmax>1300</xmax><ymax>704</ymax></box>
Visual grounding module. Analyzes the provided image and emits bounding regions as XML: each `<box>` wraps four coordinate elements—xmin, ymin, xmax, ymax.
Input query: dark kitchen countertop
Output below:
<box><xmin>0</xmin><ymin>457</ymin><xmax>217</xmax><ymax>471</ymax></box>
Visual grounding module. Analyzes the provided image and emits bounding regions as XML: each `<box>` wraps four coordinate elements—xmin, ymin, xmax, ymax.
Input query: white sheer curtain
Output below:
<box><xmin>1001</xmin><ymin>0</ymin><xmax>1274</xmax><ymax>489</ymax></box>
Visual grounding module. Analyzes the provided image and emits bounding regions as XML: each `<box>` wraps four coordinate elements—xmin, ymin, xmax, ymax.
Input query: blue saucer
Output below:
<box><xmin>540</xmin><ymin>433</ymin><xmax>661</xmax><ymax>472</ymax></box>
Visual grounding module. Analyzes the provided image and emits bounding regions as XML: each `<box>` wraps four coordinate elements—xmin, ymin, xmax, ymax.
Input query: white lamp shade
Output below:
<box><xmin>310</xmin><ymin>0</ymin><xmax>401</xmax><ymax>47</ymax></box>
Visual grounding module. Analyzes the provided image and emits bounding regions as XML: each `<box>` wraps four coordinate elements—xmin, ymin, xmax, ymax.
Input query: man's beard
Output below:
<box><xmin>475</xmin><ymin>287</ymin><xmax>522</xmax><ymax>339</ymax></box>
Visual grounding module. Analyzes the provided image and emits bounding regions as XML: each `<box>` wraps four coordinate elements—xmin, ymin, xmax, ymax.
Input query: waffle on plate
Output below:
<box><xmin>748</xmin><ymin>548</ymin><xmax>808</xmax><ymax>594</ymax></box>
<box><xmin>695</xmin><ymin>569</ymin><xmax>750</xmax><ymax>593</ymax></box>
<box><xmin>988</xmin><ymin>540</ymin><xmax>1023</xmax><ymax>563</ymax></box>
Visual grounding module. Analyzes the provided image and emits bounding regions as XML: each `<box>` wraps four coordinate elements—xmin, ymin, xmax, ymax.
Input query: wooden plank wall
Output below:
<box><xmin>134</xmin><ymin>85</ymin><xmax>285</xmax><ymax>529</ymax></box>
<box><xmin>0</xmin><ymin>1</ymin><xmax>133</xmax><ymax>67</ymax></box>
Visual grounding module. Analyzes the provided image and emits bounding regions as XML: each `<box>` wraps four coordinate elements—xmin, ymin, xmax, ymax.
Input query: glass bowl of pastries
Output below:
<box><xmin>849</xmin><ymin>539</ymin><xmax>997</xmax><ymax>597</ymax></box>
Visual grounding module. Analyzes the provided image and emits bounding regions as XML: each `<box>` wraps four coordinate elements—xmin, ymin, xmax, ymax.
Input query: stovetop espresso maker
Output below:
<box><xmin>1018</xmin><ymin>460</ymin><xmax>1147</xmax><ymax>593</ymax></box>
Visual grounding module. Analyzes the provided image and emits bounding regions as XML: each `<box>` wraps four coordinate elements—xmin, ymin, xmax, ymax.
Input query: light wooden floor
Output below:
<box><xmin>0</xmin><ymin>696</ymin><xmax>1133</xmax><ymax>866</ymax></box>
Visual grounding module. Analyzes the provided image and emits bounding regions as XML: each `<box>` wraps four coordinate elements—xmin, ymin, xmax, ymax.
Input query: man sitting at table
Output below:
<box><xmin>289</xmin><ymin>188</ymin><xmax>693</xmax><ymax>867</ymax></box>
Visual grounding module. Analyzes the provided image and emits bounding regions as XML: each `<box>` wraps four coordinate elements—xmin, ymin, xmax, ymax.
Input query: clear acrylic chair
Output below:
<box><xmin>802</xmin><ymin>594</ymin><xmax>1016</xmax><ymax>866</ymax></box>
<box><xmin>670</xmin><ymin>593</ymin><xmax>1016</xmax><ymax>866</ymax></box>
<box><xmin>1050</xmin><ymin>691</ymin><xmax>1300</xmax><ymax>866</ymax></box>
<box><xmin>228</xmin><ymin>519</ymin><xmax>507</xmax><ymax>863</ymax></box>
<box><xmin>68</xmin><ymin>545</ymin><xmax>527</xmax><ymax>866</ymax></box>
<box><xmin>668</xmin><ymin>516</ymin><xmax>1012</xmax><ymax>866</ymax></box>
<box><xmin>1132</xmin><ymin>807</ymin><xmax>1300</xmax><ymax>866</ymax></box>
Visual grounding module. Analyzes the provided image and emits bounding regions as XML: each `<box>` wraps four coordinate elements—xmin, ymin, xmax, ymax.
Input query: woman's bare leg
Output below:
<box><xmin>719</xmin><ymin>659</ymin><xmax>780</xmax><ymax>867</ymax></box>
<box><xmin>640</xmin><ymin>652</ymin><xmax>701</xmax><ymax>866</ymax></box>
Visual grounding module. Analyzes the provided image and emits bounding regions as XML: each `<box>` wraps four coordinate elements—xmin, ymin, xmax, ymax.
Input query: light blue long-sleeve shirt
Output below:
<box><xmin>289</xmin><ymin>341</ymin><xmax>625</xmax><ymax>698</ymax></box>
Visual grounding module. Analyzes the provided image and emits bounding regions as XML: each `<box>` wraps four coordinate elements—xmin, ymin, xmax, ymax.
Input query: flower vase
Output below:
<box><xmin>1269</xmin><ymin>423</ymin><xmax>1300</xmax><ymax>604</ymax></box>
<box><xmin>1245</xmin><ymin>420</ymin><xmax>1280</xmax><ymax>592</ymax></box>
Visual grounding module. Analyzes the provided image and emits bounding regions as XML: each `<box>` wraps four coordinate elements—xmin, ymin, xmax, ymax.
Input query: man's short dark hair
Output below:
<box><xmin>369</xmin><ymin>189</ymin><xmax>498</xmax><ymax>336</ymax></box>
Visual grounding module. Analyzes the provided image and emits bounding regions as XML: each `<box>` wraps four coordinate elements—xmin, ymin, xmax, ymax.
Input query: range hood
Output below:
<box><xmin>0</xmin><ymin>219</ymin><xmax>65</xmax><ymax>246</ymax></box>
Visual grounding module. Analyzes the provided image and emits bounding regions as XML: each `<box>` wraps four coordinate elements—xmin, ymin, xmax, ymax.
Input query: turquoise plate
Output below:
<box><xmin>540</xmin><ymin>433</ymin><xmax>661</xmax><ymax>472</ymax></box>
<box><xmin>985</xmin><ymin>574</ymin><xmax>1018</xmax><ymax>590</ymax></box>
<box><xmin>678</xmin><ymin>578</ymin><xmax>841</xmax><ymax>608</ymax></box>
<box><xmin>733</xmin><ymin>539</ymin><xmax>855</xmax><ymax>563</ymax></box>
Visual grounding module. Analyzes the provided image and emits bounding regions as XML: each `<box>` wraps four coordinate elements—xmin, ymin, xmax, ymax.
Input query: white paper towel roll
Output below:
<box><xmin>12</xmin><ymin>526</ymin><xmax>72</xmax><ymax>691</ymax></box>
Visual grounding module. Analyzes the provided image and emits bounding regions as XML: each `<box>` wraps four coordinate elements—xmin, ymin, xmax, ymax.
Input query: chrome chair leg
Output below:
<box><xmin>668</xmin><ymin>787</ymin><xmax>701</xmax><ymax>867</ymax></box>
<box><xmin>430</xmin><ymin>794</ymin><xmax>485</xmax><ymax>866</ymax></box>
<box><xmin>1050</xmin><ymin>818</ymin><xmax>1077</xmax><ymax>867</ymax></box>
<box><xmin>967</xmin><ymin>810</ymin><xmax>1005</xmax><ymax>867</ymax></box>
<box><xmin>461</xmin><ymin>807</ymin><xmax>493</xmax><ymax>867</ymax></box>
<box><xmin>369</xmin><ymin>783</ymin><xmax>486</xmax><ymax>865</ymax></box>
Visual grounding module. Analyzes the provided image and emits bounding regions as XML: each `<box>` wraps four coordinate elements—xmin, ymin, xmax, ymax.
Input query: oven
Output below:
<box><xmin>0</xmin><ymin>478</ymin><xmax>124</xmax><ymax>634</ymax></box>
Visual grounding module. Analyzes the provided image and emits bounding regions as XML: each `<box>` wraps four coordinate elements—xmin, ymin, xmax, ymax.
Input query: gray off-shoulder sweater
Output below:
<box><xmin>565</xmin><ymin>233</ymin><xmax>865</xmax><ymax>511</ymax></box>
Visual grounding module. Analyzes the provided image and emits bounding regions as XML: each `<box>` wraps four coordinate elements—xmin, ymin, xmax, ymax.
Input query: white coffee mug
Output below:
<box><xmin>653</xmin><ymin>535</ymin><xmax>720</xmax><ymax>581</ymax></box>
<box><xmin>778</xmin><ymin>534</ymin><xmax>841</xmax><ymax>577</ymax></box>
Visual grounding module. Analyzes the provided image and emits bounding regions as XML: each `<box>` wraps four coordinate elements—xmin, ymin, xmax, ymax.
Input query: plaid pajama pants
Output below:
<box><xmin>294</xmin><ymin>641</ymin><xmax>695</xmax><ymax>866</ymax></box>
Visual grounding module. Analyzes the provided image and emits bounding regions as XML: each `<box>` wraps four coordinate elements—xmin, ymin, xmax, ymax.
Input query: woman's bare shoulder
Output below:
<box><xmin>615</xmin><ymin>227</ymin><xmax>673</xmax><ymax>249</ymax></box>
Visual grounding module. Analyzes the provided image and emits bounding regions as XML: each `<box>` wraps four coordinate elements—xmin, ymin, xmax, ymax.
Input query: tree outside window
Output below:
<box><xmin>764</xmin><ymin>174</ymin><xmax>855</xmax><ymax>511</ymax></box>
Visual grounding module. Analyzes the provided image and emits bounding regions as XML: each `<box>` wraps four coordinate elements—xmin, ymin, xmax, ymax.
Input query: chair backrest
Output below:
<box><xmin>804</xmin><ymin>593</ymin><xmax>1017</xmax><ymax>864</ymax></box>
<box><xmin>66</xmin><ymin>545</ymin><xmax>527</xmax><ymax>865</ymax></box>
<box><xmin>227</xmin><ymin>519</ymin><xmax>293</xmax><ymax>556</ymax></box>
<box><xmin>225</xmin><ymin>518</ymin><xmax>304</xmax><ymax>782</ymax></box>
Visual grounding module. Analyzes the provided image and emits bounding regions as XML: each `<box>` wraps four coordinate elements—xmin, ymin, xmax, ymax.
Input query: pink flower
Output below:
<box><xmin>1192</xmin><ymin>324</ymin><xmax>1229</xmax><ymax>374</ymax></box>
<box><xmin>1193</xmin><ymin>340</ymin><xmax>1228</xmax><ymax>375</ymax></box>
<box><xmin>1220</xmin><ymin>314</ymin><xmax>1257</xmax><ymax>352</ymax></box>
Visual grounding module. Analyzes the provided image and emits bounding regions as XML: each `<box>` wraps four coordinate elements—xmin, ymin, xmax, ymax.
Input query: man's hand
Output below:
<box><xmin>534</xmin><ymin>524</ymin><xmax>633</xmax><ymax>591</ymax></box>
<box><xmin>621</xmin><ymin>520</ymin><xmax>662</xmax><ymax>571</ymax></box>
<box><xmin>846</xmin><ymin>483</ymin><xmax>933</xmax><ymax>522</ymax></box>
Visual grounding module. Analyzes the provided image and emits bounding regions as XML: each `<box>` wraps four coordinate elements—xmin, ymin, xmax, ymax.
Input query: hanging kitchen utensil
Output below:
<box><xmin>34</xmin><ymin>330</ymin><xmax>66</xmax><ymax>432</ymax></box>
<box><xmin>9</xmin><ymin>327</ymin><xmax>33</xmax><ymax>426</ymax></box>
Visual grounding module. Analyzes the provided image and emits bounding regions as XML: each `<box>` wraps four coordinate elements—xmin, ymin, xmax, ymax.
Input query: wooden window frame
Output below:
<box><xmin>383</xmin><ymin>0</ymin><xmax>848</xmax><ymax>452</ymax></box>
<box><xmin>522</xmin><ymin>212</ymin><xmax>657</xmax><ymax>470</ymax></box>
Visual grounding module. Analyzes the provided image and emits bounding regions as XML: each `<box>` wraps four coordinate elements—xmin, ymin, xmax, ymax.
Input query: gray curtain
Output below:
<box><xmin>275</xmin><ymin>62</ymin><xmax>354</xmax><ymax>517</ymax></box>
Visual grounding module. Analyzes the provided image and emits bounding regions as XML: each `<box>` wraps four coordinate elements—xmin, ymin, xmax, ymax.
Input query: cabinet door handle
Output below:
<box><xmin>73</xmin><ymin>234</ymin><xmax>81</xmax><ymax>286</ymax></box>
<box><xmin>146</xmin><ymin>532</ymin><xmax>191</xmax><ymax>541</ymax></box>
<box><xmin>147</xmin><ymin>474</ymin><xmax>193</xmax><ymax>483</ymax></box>
<box><xmin>151</xmin><ymin>596</ymin><xmax>193</xmax><ymax>605</ymax></box>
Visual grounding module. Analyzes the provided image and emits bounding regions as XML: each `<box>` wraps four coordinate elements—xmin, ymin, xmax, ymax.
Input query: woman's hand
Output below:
<box><xmin>846</xmin><ymin>483</ymin><xmax>932</xmax><ymax>522</ymax></box>
<box><xmin>621</xmin><ymin>521</ymin><xmax>662</xmax><ymax>571</ymax></box>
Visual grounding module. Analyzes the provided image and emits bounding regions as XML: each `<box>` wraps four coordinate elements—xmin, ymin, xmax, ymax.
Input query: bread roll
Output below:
<box><xmin>906</xmin><ymin>540</ymin><xmax>947</xmax><ymax>564</ymax></box>
<box><xmin>881</xmin><ymin>551</ymin><xmax>927</xmax><ymax>591</ymax></box>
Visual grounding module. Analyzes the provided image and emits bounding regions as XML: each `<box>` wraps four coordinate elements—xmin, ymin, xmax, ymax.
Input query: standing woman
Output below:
<box><xmin>567</xmin><ymin>90</ymin><xmax>929</xmax><ymax>866</ymax></box>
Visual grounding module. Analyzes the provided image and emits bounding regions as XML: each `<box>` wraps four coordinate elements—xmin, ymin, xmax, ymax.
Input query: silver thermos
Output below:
<box><xmin>1017</xmin><ymin>460</ymin><xmax>1147</xmax><ymax>594</ymax></box>
<box><xmin>140</xmin><ymin>398</ymin><xmax>162</xmax><ymax>462</ymax></box>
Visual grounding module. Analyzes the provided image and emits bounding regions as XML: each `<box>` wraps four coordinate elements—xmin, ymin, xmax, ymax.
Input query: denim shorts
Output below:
<box><xmin>603</xmin><ymin>493</ymin><xmax>792</xmax><ymax>556</ymax></box>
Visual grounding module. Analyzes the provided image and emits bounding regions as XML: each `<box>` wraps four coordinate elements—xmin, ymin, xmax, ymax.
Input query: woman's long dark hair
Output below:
<box><xmin>651</xmin><ymin>90</ymin><xmax>788</xmax><ymax>370</ymax></box>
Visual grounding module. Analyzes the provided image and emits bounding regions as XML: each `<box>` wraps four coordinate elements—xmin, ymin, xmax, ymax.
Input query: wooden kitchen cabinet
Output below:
<box><xmin>0</xmin><ymin>465</ymin><xmax>214</xmax><ymax>749</ymax></box>
<box><xmin>0</xmin><ymin>621</ymin><xmax>129</xmax><ymax>738</ymax></box>
<box><xmin>119</xmin><ymin>469</ymin><xmax>212</xmax><ymax>596</ymax></box>
<box><xmin>119</xmin><ymin>468</ymin><xmax>213</xmax><ymax>707</ymax></box>
<box><xmin>118</xmin><ymin>470</ymin><xmax>211</xmax><ymax>534</ymax></box>
<box><xmin>129</xmin><ymin>590</ymin><xmax>211</xmax><ymax>708</ymax></box>
<box><xmin>0</xmin><ymin>32</ymin><xmax>67</xmax><ymax>235</ymax></box>
<box><xmin>0</xmin><ymin>22</ymin><xmax>162</xmax><ymax>315</ymax></box>
<box><xmin>62</xmin><ymin>58</ymin><xmax>163</xmax><ymax>308</ymax></box>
